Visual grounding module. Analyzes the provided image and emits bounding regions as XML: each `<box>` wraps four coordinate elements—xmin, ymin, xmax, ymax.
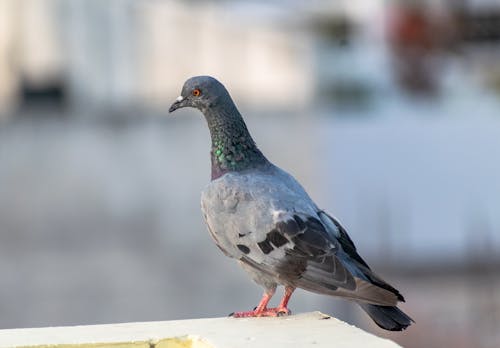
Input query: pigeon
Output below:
<box><xmin>169</xmin><ymin>76</ymin><xmax>413</xmax><ymax>331</ymax></box>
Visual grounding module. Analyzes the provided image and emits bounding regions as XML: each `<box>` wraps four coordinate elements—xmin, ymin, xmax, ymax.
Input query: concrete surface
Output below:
<box><xmin>0</xmin><ymin>312</ymin><xmax>401</xmax><ymax>348</ymax></box>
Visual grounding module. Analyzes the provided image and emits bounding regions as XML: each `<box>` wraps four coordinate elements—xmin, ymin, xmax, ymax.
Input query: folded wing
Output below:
<box><xmin>241</xmin><ymin>211</ymin><xmax>401</xmax><ymax>306</ymax></box>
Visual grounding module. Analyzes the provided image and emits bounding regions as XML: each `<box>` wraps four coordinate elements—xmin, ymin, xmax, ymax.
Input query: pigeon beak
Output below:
<box><xmin>169</xmin><ymin>96</ymin><xmax>186</xmax><ymax>113</ymax></box>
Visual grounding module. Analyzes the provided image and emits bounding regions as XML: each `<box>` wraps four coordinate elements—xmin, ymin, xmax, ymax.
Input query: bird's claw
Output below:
<box><xmin>276</xmin><ymin>308</ymin><xmax>291</xmax><ymax>316</ymax></box>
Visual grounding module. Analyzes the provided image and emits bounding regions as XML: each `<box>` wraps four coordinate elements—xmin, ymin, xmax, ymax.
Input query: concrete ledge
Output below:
<box><xmin>0</xmin><ymin>312</ymin><xmax>401</xmax><ymax>348</ymax></box>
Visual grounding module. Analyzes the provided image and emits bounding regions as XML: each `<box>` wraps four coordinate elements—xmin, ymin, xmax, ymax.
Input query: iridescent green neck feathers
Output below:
<box><xmin>205</xmin><ymin>103</ymin><xmax>267</xmax><ymax>180</ymax></box>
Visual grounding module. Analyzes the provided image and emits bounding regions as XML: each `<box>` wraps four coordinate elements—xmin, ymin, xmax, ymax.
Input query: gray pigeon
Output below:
<box><xmin>169</xmin><ymin>76</ymin><xmax>413</xmax><ymax>331</ymax></box>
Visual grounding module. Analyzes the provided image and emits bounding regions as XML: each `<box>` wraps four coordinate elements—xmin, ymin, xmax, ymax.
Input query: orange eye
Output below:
<box><xmin>192</xmin><ymin>89</ymin><xmax>201</xmax><ymax>97</ymax></box>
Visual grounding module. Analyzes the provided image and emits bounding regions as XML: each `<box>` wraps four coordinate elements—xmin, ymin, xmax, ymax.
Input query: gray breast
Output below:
<box><xmin>200</xmin><ymin>166</ymin><xmax>318</xmax><ymax>262</ymax></box>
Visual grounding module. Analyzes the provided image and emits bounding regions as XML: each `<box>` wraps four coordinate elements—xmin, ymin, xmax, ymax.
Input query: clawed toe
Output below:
<box><xmin>276</xmin><ymin>308</ymin><xmax>291</xmax><ymax>316</ymax></box>
<box><xmin>230</xmin><ymin>310</ymin><xmax>261</xmax><ymax>318</ymax></box>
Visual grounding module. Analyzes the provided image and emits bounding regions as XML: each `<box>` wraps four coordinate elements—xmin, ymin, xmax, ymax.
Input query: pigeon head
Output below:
<box><xmin>169</xmin><ymin>76</ymin><xmax>269</xmax><ymax>180</ymax></box>
<box><xmin>169</xmin><ymin>76</ymin><xmax>230</xmax><ymax>113</ymax></box>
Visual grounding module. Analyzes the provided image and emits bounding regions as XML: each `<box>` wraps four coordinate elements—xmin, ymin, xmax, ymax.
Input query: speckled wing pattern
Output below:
<box><xmin>201</xmin><ymin>164</ymin><xmax>401</xmax><ymax>306</ymax></box>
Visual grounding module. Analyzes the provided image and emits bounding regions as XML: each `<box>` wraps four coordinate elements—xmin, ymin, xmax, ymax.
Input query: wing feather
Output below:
<box><xmin>243</xmin><ymin>211</ymin><xmax>400</xmax><ymax>306</ymax></box>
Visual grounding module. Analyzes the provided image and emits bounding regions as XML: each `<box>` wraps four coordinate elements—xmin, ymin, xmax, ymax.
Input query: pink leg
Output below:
<box><xmin>270</xmin><ymin>286</ymin><xmax>295</xmax><ymax>316</ymax></box>
<box><xmin>231</xmin><ymin>286</ymin><xmax>295</xmax><ymax>318</ymax></box>
<box><xmin>231</xmin><ymin>289</ymin><xmax>276</xmax><ymax>318</ymax></box>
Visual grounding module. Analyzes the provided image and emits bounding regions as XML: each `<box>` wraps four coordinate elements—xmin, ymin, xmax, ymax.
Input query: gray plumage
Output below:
<box><xmin>169</xmin><ymin>76</ymin><xmax>413</xmax><ymax>331</ymax></box>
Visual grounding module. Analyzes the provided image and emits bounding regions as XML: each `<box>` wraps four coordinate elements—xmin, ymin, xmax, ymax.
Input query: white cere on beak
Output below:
<box><xmin>176</xmin><ymin>96</ymin><xmax>184</xmax><ymax>102</ymax></box>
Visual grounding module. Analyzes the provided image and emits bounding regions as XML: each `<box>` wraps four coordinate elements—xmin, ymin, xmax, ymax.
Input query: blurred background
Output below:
<box><xmin>0</xmin><ymin>0</ymin><xmax>499</xmax><ymax>347</ymax></box>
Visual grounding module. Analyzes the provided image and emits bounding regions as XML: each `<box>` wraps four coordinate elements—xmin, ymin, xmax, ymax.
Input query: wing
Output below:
<box><xmin>318</xmin><ymin>211</ymin><xmax>405</xmax><ymax>302</ymax></box>
<box><xmin>241</xmin><ymin>211</ymin><xmax>400</xmax><ymax>306</ymax></box>
<box><xmin>317</xmin><ymin>210</ymin><xmax>371</xmax><ymax>269</ymax></box>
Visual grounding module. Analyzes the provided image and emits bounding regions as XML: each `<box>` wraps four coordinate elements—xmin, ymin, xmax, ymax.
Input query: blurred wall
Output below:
<box><xmin>0</xmin><ymin>0</ymin><xmax>315</xmax><ymax>115</ymax></box>
<box><xmin>1</xmin><ymin>1</ymin><xmax>500</xmax><ymax>348</ymax></box>
<box><xmin>0</xmin><ymin>0</ymin><xmax>19</xmax><ymax>117</ymax></box>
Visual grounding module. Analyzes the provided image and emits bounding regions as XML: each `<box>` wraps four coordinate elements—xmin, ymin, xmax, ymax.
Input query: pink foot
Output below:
<box><xmin>230</xmin><ymin>307</ymin><xmax>291</xmax><ymax>318</ymax></box>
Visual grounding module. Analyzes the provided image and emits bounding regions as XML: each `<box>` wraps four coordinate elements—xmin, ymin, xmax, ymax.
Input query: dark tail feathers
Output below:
<box><xmin>360</xmin><ymin>304</ymin><xmax>414</xmax><ymax>331</ymax></box>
